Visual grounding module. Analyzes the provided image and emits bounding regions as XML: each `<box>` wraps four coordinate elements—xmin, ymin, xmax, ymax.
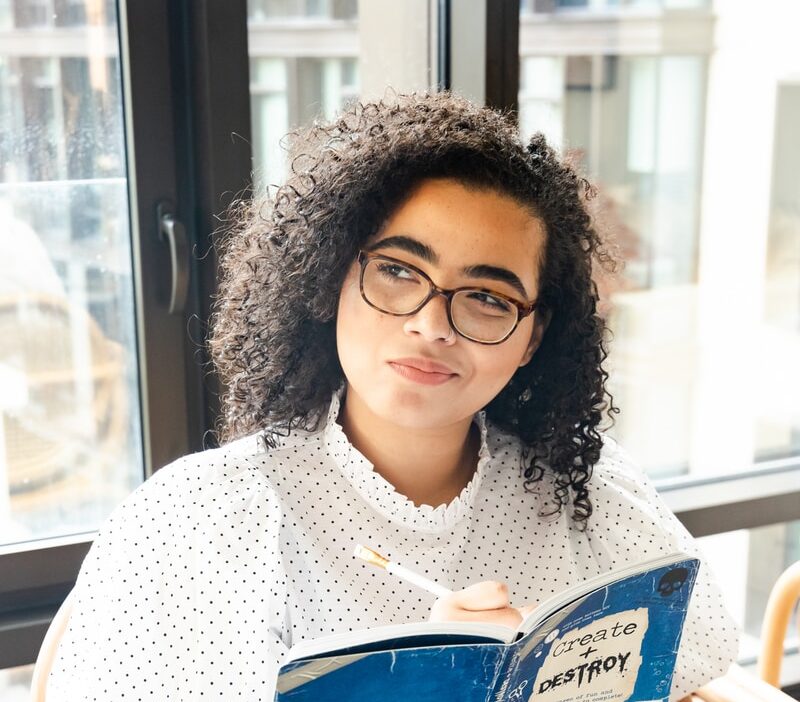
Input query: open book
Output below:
<box><xmin>274</xmin><ymin>552</ymin><xmax>700</xmax><ymax>702</ymax></box>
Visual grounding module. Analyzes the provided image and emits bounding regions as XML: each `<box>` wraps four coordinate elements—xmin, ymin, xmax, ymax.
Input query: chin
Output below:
<box><xmin>380</xmin><ymin>383</ymin><xmax>472</xmax><ymax>428</ymax></box>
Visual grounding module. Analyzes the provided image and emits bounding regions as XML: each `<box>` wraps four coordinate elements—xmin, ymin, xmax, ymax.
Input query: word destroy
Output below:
<box><xmin>538</xmin><ymin>652</ymin><xmax>631</xmax><ymax>693</ymax></box>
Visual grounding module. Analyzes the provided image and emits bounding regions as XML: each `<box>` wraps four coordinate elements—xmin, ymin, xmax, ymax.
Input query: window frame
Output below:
<box><xmin>0</xmin><ymin>0</ymin><xmax>252</xmax><ymax>669</ymax></box>
<box><xmin>2</xmin><ymin>0</ymin><xmax>799</xmax><ymax>686</ymax></box>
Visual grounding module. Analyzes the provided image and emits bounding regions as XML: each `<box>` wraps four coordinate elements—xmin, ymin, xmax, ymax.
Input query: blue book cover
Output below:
<box><xmin>274</xmin><ymin>553</ymin><xmax>699</xmax><ymax>702</ymax></box>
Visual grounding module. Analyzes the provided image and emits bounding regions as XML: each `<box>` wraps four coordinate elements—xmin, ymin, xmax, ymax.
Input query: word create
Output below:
<box><xmin>552</xmin><ymin>621</ymin><xmax>638</xmax><ymax>657</ymax></box>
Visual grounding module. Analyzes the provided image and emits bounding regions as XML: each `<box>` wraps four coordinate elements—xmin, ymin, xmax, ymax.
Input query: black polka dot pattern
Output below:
<box><xmin>47</xmin><ymin>383</ymin><xmax>739</xmax><ymax>700</ymax></box>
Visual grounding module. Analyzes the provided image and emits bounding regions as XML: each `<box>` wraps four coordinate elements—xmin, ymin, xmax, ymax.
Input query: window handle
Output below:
<box><xmin>156</xmin><ymin>201</ymin><xmax>190</xmax><ymax>315</ymax></box>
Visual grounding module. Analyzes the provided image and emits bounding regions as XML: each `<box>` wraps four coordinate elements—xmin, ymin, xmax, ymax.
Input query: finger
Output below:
<box><xmin>448</xmin><ymin>581</ymin><xmax>510</xmax><ymax>612</ymax></box>
<box><xmin>517</xmin><ymin>603</ymin><xmax>537</xmax><ymax>619</ymax></box>
<box><xmin>444</xmin><ymin>606</ymin><xmax>523</xmax><ymax>629</ymax></box>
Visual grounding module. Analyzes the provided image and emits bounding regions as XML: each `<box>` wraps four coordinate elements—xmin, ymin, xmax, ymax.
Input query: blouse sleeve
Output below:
<box><xmin>46</xmin><ymin>451</ymin><xmax>291</xmax><ymax>700</ymax></box>
<box><xmin>574</xmin><ymin>436</ymin><xmax>741</xmax><ymax>702</ymax></box>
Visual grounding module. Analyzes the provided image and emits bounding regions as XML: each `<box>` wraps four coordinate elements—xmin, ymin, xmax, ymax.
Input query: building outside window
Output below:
<box><xmin>519</xmin><ymin>0</ymin><xmax>800</xmax><ymax>672</ymax></box>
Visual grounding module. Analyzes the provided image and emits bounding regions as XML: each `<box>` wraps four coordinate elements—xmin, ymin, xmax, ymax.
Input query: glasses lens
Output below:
<box><xmin>362</xmin><ymin>258</ymin><xmax>429</xmax><ymax>313</ymax></box>
<box><xmin>451</xmin><ymin>290</ymin><xmax>518</xmax><ymax>343</ymax></box>
<box><xmin>361</xmin><ymin>257</ymin><xmax>519</xmax><ymax>343</ymax></box>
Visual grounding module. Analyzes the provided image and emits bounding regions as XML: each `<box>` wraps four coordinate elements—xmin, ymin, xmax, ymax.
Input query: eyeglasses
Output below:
<box><xmin>357</xmin><ymin>250</ymin><xmax>537</xmax><ymax>345</ymax></box>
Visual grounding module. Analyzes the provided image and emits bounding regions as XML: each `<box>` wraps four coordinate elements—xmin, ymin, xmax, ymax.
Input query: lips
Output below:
<box><xmin>388</xmin><ymin>357</ymin><xmax>458</xmax><ymax>375</ymax></box>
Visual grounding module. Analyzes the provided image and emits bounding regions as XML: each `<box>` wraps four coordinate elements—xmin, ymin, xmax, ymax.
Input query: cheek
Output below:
<box><xmin>336</xmin><ymin>273</ymin><xmax>360</xmax><ymax>326</ymax></box>
<box><xmin>336</xmin><ymin>276</ymin><xmax>363</xmax><ymax>352</ymax></box>
<box><xmin>335</xmin><ymin>273</ymin><xmax>388</xmax><ymax>364</ymax></box>
<box><xmin>473</xmin><ymin>348</ymin><xmax>523</xmax><ymax>393</ymax></box>
<box><xmin>471</xmin><ymin>324</ymin><xmax>533</xmax><ymax>389</ymax></box>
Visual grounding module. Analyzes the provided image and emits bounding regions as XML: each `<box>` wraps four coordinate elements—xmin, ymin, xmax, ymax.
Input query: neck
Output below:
<box><xmin>337</xmin><ymin>387</ymin><xmax>481</xmax><ymax>509</ymax></box>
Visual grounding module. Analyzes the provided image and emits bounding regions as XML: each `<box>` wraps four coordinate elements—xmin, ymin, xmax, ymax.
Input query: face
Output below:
<box><xmin>336</xmin><ymin>177</ymin><xmax>549</xmax><ymax>430</ymax></box>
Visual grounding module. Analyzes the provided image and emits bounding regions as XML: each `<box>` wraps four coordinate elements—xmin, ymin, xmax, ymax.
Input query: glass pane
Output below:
<box><xmin>247</xmin><ymin>0</ymin><xmax>434</xmax><ymax>192</ymax></box>
<box><xmin>520</xmin><ymin>2</ymin><xmax>800</xmax><ymax>480</ymax></box>
<box><xmin>0</xmin><ymin>663</ymin><xmax>33</xmax><ymax>701</ymax></box>
<box><xmin>0</xmin><ymin>1</ymin><xmax>143</xmax><ymax>546</ymax></box>
<box><xmin>699</xmin><ymin>520</ymin><xmax>800</xmax><ymax>663</ymax></box>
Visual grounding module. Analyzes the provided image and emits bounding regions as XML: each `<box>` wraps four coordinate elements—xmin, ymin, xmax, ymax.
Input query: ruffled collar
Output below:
<box><xmin>322</xmin><ymin>382</ymin><xmax>492</xmax><ymax>533</ymax></box>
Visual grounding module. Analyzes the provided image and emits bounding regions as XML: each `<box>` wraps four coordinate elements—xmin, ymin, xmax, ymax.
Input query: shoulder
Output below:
<box><xmin>592</xmin><ymin>433</ymin><xmax>649</xmax><ymax>489</ymax></box>
<box><xmin>78</xmin><ymin>434</ymin><xmax>300</xmax><ymax>589</ymax></box>
<box><xmin>587</xmin><ymin>433</ymin><xmax>682</xmax><ymax>539</ymax></box>
<box><xmin>138</xmin><ymin>436</ymin><xmax>269</xmax><ymax>499</ymax></box>
<box><xmin>109</xmin><ymin>423</ymin><xmax>330</xmax><ymax>519</ymax></box>
<box><xmin>95</xmin><ymin>432</ymin><xmax>297</xmax><ymax>541</ymax></box>
<box><xmin>149</xmin><ymin>424</ymin><xmax>324</xmax><ymax>487</ymax></box>
<box><xmin>484</xmin><ymin>421</ymin><xmax>645</xmax><ymax>491</ymax></box>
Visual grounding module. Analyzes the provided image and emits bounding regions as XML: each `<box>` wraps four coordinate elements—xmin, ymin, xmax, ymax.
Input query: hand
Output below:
<box><xmin>517</xmin><ymin>603</ymin><xmax>537</xmax><ymax>620</ymax></box>
<box><xmin>428</xmin><ymin>580</ymin><xmax>536</xmax><ymax>629</ymax></box>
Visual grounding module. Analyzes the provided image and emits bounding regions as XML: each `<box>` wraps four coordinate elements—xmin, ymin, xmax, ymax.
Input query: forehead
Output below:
<box><xmin>368</xmin><ymin>178</ymin><xmax>546</xmax><ymax>284</ymax></box>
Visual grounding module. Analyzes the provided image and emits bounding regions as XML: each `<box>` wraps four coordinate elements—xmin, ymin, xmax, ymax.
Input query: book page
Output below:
<box><xmin>286</xmin><ymin>620</ymin><xmax>517</xmax><ymax>662</ymax></box>
<box><xmin>277</xmin><ymin>643</ymin><xmax>508</xmax><ymax>701</ymax></box>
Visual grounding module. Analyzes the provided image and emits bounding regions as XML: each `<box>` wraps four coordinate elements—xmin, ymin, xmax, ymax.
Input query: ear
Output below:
<box><xmin>519</xmin><ymin>308</ymin><xmax>552</xmax><ymax>367</ymax></box>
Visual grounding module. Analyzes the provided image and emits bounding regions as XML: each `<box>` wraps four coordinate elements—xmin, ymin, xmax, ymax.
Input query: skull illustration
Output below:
<box><xmin>658</xmin><ymin>567</ymin><xmax>688</xmax><ymax>597</ymax></box>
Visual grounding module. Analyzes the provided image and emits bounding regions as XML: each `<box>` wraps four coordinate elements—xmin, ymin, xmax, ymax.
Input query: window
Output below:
<box><xmin>2</xmin><ymin>0</ymin><xmax>798</xmax><ymax>695</ymax></box>
<box><xmin>519</xmin><ymin>0</ymin><xmax>800</xmax><ymax>681</ymax></box>
<box><xmin>700</xmin><ymin>520</ymin><xmax>800</xmax><ymax>666</ymax></box>
<box><xmin>519</xmin><ymin>1</ymin><xmax>800</xmax><ymax>481</ymax></box>
<box><xmin>0</xmin><ymin>2</ymin><xmax>141</xmax><ymax>544</ymax></box>
<box><xmin>0</xmin><ymin>0</ymin><xmax>222</xmax><ymax>682</ymax></box>
<box><xmin>247</xmin><ymin>0</ymin><xmax>436</xmax><ymax>189</ymax></box>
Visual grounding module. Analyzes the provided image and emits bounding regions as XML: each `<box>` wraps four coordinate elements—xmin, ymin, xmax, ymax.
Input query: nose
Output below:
<box><xmin>402</xmin><ymin>291</ymin><xmax>455</xmax><ymax>343</ymax></box>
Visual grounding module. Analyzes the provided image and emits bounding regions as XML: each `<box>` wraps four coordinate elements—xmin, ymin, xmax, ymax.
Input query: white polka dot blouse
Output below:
<box><xmin>47</xmin><ymin>382</ymin><xmax>740</xmax><ymax>700</ymax></box>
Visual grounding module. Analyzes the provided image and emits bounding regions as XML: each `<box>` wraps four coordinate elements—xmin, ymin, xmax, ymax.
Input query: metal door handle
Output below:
<box><xmin>157</xmin><ymin>201</ymin><xmax>189</xmax><ymax>315</ymax></box>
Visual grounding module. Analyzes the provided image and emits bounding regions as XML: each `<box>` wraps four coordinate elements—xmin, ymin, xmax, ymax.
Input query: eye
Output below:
<box><xmin>467</xmin><ymin>291</ymin><xmax>513</xmax><ymax>312</ymax></box>
<box><xmin>375</xmin><ymin>262</ymin><xmax>418</xmax><ymax>281</ymax></box>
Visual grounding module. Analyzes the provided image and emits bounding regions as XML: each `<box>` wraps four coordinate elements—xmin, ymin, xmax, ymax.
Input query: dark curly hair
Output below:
<box><xmin>209</xmin><ymin>89</ymin><xmax>621</xmax><ymax>529</ymax></box>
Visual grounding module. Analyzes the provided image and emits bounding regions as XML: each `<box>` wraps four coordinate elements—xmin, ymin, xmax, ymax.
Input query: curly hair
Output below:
<box><xmin>209</xmin><ymin>89</ymin><xmax>621</xmax><ymax>529</ymax></box>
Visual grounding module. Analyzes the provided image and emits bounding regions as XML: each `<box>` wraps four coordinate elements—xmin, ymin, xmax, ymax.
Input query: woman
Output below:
<box><xmin>47</xmin><ymin>91</ymin><xmax>738</xmax><ymax>700</ymax></box>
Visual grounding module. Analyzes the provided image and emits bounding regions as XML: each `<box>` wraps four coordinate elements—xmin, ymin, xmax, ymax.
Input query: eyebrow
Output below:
<box><xmin>365</xmin><ymin>234</ymin><xmax>531</xmax><ymax>299</ymax></box>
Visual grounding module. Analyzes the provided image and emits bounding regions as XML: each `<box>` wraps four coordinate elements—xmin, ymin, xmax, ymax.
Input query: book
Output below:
<box><xmin>273</xmin><ymin>552</ymin><xmax>700</xmax><ymax>702</ymax></box>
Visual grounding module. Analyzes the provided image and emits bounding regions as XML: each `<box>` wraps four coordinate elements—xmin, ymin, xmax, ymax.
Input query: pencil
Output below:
<box><xmin>353</xmin><ymin>543</ymin><xmax>453</xmax><ymax>598</ymax></box>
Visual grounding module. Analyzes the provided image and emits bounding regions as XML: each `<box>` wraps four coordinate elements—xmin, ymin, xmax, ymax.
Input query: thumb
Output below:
<box><xmin>449</xmin><ymin>581</ymin><xmax>510</xmax><ymax>611</ymax></box>
<box><xmin>517</xmin><ymin>602</ymin><xmax>537</xmax><ymax>619</ymax></box>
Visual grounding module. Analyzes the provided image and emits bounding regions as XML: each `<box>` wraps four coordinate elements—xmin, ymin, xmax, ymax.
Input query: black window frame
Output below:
<box><xmin>0</xmin><ymin>0</ymin><xmax>252</xmax><ymax>669</ymax></box>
